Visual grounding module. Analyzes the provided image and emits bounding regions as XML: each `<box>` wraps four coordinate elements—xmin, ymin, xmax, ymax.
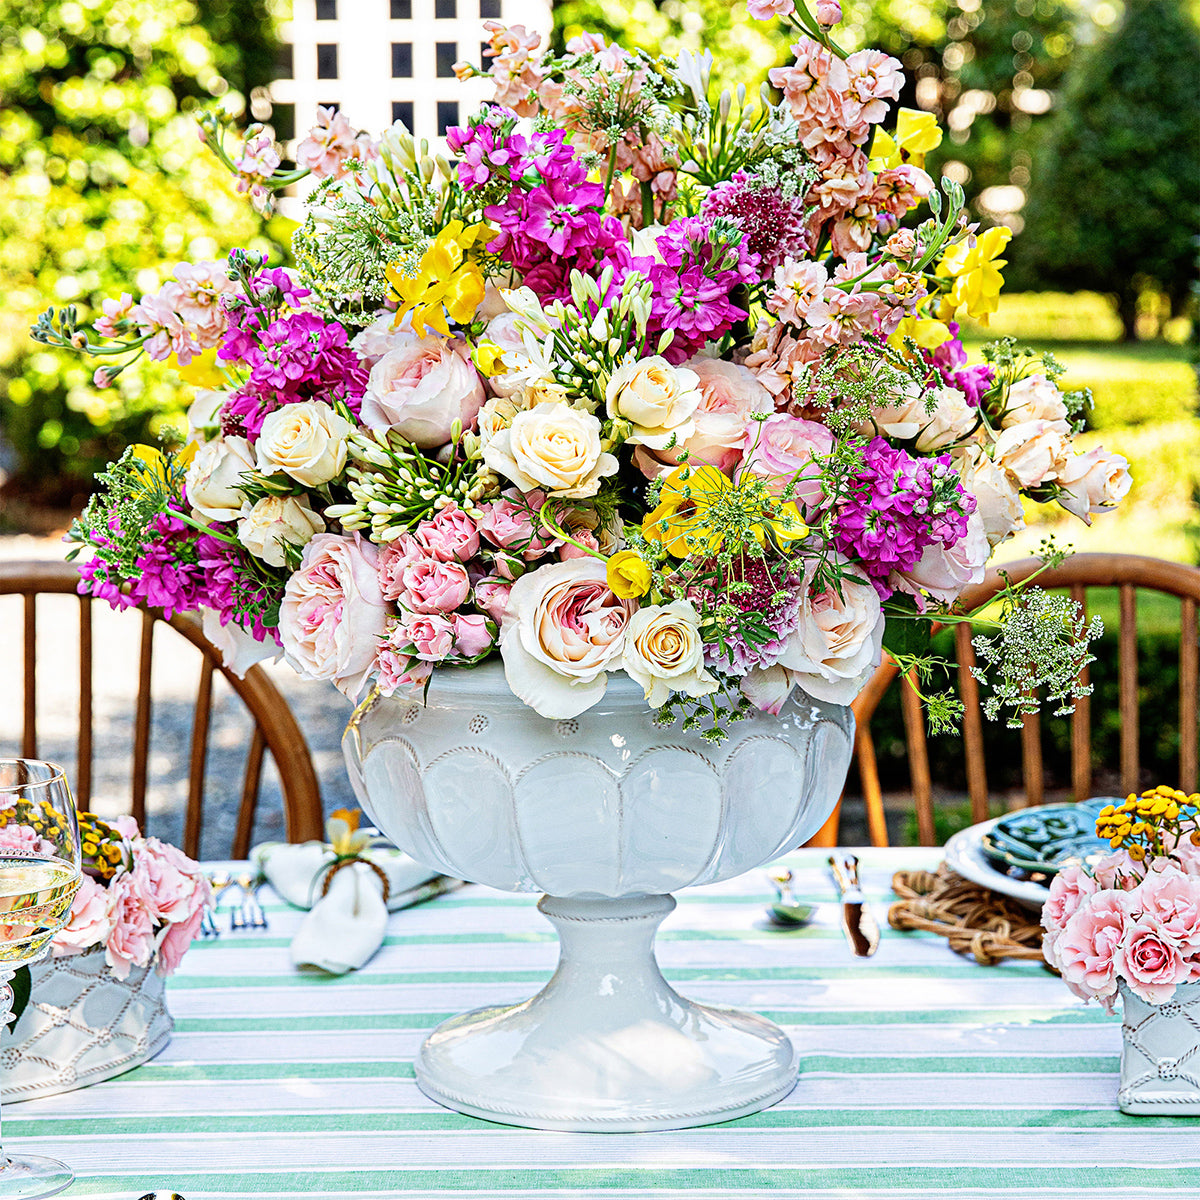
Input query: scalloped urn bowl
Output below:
<box><xmin>342</xmin><ymin>660</ymin><xmax>854</xmax><ymax>1132</ymax></box>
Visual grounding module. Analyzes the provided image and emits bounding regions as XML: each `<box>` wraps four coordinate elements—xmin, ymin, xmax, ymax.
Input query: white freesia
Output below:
<box><xmin>185</xmin><ymin>435</ymin><xmax>255</xmax><ymax>523</ymax></box>
<box><xmin>484</xmin><ymin>402</ymin><xmax>618</xmax><ymax>498</ymax></box>
<box><xmin>256</xmin><ymin>400</ymin><xmax>353</xmax><ymax>487</ymax></box>
<box><xmin>776</xmin><ymin>565</ymin><xmax>885</xmax><ymax>705</ymax></box>
<box><xmin>499</xmin><ymin>558</ymin><xmax>635</xmax><ymax>718</ymax></box>
<box><xmin>993</xmin><ymin>418</ymin><xmax>1070</xmax><ymax>488</ymax></box>
<box><xmin>605</xmin><ymin>357</ymin><xmax>702</xmax><ymax>449</ymax></box>
<box><xmin>1055</xmin><ymin>446</ymin><xmax>1132</xmax><ymax>524</ymax></box>
<box><xmin>953</xmin><ymin>443</ymin><xmax>1026</xmax><ymax>547</ymax></box>
<box><xmin>621</xmin><ymin>601</ymin><xmax>717</xmax><ymax>708</ymax></box>
<box><xmin>1002</xmin><ymin>373</ymin><xmax>1070</xmax><ymax>431</ymax></box>
<box><xmin>237</xmin><ymin>495</ymin><xmax>325</xmax><ymax>568</ymax></box>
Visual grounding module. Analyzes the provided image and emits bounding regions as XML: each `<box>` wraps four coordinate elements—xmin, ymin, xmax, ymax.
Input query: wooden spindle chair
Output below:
<box><xmin>2</xmin><ymin>559</ymin><xmax>324</xmax><ymax>859</ymax></box>
<box><xmin>808</xmin><ymin>553</ymin><xmax>1200</xmax><ymax>847</ymax></box>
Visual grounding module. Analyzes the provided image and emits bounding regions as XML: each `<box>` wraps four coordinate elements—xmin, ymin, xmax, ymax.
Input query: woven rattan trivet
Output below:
<box><xmin>889</xmin><ymin>863</ymin><xmax>1049</xmax><ymax>966</ymax></box>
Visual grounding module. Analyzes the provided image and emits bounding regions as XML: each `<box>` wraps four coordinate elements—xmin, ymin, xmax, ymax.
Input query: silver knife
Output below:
<box><xmin>828</xmin><ymin>854</ymin><xmax>880</xmax><ymax>957</ymax></box>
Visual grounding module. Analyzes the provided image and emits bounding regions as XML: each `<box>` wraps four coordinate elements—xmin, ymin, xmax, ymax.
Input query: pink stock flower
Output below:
<box><xmin>1117</xmin><ymin>916</ymin><xmax>1192</xmax><ymax>1005</ymax></box>
<box><xmin>104</xmin><ymin>871</ymin><xmax>156</xmax><ymax>981</ymax></box>
<box><xmin>95</xmin><ymin>292</ymin><xmax>133</xmax><ymax>339</ymax></box>
<box><xmin>747</xmin><ymin>0</ymin><xmax>796</xmax><ymax>17</ymax></box>
<box><xmin>296</xmin><ymin>105</ymin><xmax>376</xmax><ymax>180</ymax></box>
<box><xmin>1057</xmin><ymin>892</ymin><xmax>1128</xmax><ymax>1003</ymax></box>
<box><xmin>53</xmin><ymin>874</ymin><xmax>114</xmax><ymax>956</ymax></box>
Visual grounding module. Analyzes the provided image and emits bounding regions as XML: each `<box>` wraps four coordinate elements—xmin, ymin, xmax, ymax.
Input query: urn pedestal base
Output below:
<box><xmin>414</xmin><ymin>893</ymin><xmax>798</xmax><ymax>1132</ymax></box>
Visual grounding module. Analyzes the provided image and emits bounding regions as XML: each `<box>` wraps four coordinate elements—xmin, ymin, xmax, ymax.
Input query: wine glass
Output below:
<box><xmin>0</xmin><ymin>760</ymin><xmax>82</xmax><ymax>1199</ymax></box>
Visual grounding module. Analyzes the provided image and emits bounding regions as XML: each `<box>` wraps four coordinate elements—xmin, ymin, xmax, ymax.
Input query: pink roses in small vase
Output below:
<box><xmin>1042</xmin><ymin>787</ymin><xmax>1200</xmax><ymax>1011</ymax></box>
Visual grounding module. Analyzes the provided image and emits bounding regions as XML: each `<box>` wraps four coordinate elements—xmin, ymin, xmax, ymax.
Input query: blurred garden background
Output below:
<box><xmin>0</xmin><ymin>0</ymin><xmax>1196</xmax><ymax>842</ymax></box>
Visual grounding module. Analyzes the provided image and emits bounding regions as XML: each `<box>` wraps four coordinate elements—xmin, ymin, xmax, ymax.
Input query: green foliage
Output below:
<box><xmin>0</xmin><ymin>0</ymin><xmax>283</xmax><ymax>501</ymax></box>
<box><xmin>1015</xmin><ymin>0</ymin><xmax>1200</xmax><ymax>337</ymax></box>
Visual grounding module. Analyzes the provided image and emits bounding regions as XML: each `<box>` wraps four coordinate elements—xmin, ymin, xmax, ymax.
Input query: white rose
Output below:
<box><xmin>186</xmin><ymin>389</ymin><xmax>228</xmax><ymax>442</ymax></box>
<box><xmin>621</xmin><ymin>601</ymin><xmax>718</xmax><ymax>708</ymax></box>
<box><xmin>1055</xmin><ymin>447</ymin><xmax>1132</xmax><ymax>524</ymax></box>
<box><xmin>868</xmin><ymin>378</ymin><xmax>927</xmax><ymax>441</ymax></box>
<box><xmin>237</xmin><ymin>495</ymin><xmax>325</xmax><ymax>568</ymax></box>
<box><xmin>605</xmin><ymin>357</ymin><xmax>702</xmax><ymax>449</ymax></box>
<box><xmin>1002</xmin><ymin>373</ymin><xmax>1069</xmax><ymax>431</ymax></box>
<box><xmin>777</xmin><ymin>564</ymin><xmax>885</xmax><ymax>705</ymax></box>
<box><xmin>953</xmin><ymin>443</ymin><xmax>1026</xmax><ymax>548</ymax></box>
<box><xmin>499</xmin><ymin>558</ymin><xmax>635</xmax><ymax>718</ymax></box>
<box><xmin>483</xmin><ymin>402</ymin><xmax>618</xmax><ymax>498</ymax></box>
<box><xmin>256</xmin><ymin>401</ymin><xmax>352</xmax><ymax>487</ymax></box>
<box><xmin>992</xmin><ymin>419</ymin><xmax>1070</xmax><ymax>488</ymax></box>
<box><xmin>477</xmin><ymin>394</ymin><xmax>523</xmax><ymax>449</ymax></box>
<box><xmin>185</xmin><ymin>436</ymin><xmax>255</xmax><ymax>523</ymax></box>
<box><xmin>200</xmin><ymin>608</ymin><xmax>280</xmax><ymax>678</ymax></box>
<box><xmin>361</xmin><ymin>336</ymin><xmax>485</xmax><ymax>449</ymax></box>
<box><xmin>914</xmin><ymin>386</ymin><xmax>978</xmax><ymax>452</ymax></box>
<box><xmin>892</xmin><ymin>510</ymin><xmax>990</xmax><ymax>604</ymax></box>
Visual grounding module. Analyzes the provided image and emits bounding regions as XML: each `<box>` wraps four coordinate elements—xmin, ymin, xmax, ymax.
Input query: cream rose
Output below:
<box><xmin>279</xmin><ymin>533</ymin><xmax>388</xmax><ymax>698</ymax></box>
<box><xmin>1055</xmin><ymin>446</ymin><xmax>1132</xmax><ymax>524</ymax></box>
<box><xmin>256</xmin><ymin>401</ymin><xmax>353</xmax><ymax>487</ymax></box>
<box><xmin>499</xmin><ymin>557</ymin><xmax>635</xmax><ymax>718</ymax></box>
<box><xmin>914</xmin><ymin>386</ymin><xmax>978</xmax><ymax>452</ymax></box>
<box><xmin>776</xmin><ymin>564</ymin><xmax>885</xmax><ymax>705</ymax></box>
<box><xmin>605</xmin><ymin>357</ymin><xmax>702</xmax><ymax>449</ymax></box>
<box><xmin>892</xmin><ymin>510</ymin><xmax>990</xmax><ymax>603</ymax></box>
<box><xmin>953</xmin><ymin>444</ymin><xmax>1026</xmax><ymax>548</ymax></box>
<box><xmin>237</xmin><ymin>495</ymin><xmax>325</xmax><ymax>568</ymax></box>
<box><xmin>186</xmin><ymin>388</ymin><xmax>228</xmax><ymax>442</ymax></box>
<box><xmin>185</xmin><ymin>435</ymin><xmax>255</xmax><ymax>523</ymax></box>
<box><xmin>362</xmin><ymin>336</ymin><xmax>485</xmax><ymax>448</ymax></box>
<box><xmin>992</xmin><ymin>418</ymin><xmax>1070</xmax><ymax>488</ymax></box>
<box><xmin>1002</xmin><ymin>373</ymin><xmax>1069</xmax><ymax>431</ymax></box>
<box><xmin>484</xmin><ymin>402</ymin><xmax>618</xmax><ymax>498</ymax></box>
<box><xmin>632</xmin><ymin>357</ymin><xmax>768</xmax><ymax>477</ymax></box>
<box><xmin>621</xmin><ymin>601</ymin><xmax>717</xmax><ymax>708</ymax></box>
<box><xmin>868</xmin><ymin>378</ymin><xmax>927</xmax><ymax>441</ymax></box>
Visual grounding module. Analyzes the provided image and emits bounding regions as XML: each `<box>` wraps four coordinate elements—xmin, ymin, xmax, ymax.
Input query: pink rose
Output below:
<box><xmin>415</xmin><ymin>503</ymin><xmax>480</xmax><ymax>563</ymax></box>
<box><xmin>747</xmin><ymin>0</ymin><xmax>796</xmax><ymax>20</ymax></box>
<box><xmin>132</xmin><ymin>838</ymin><xmax>206</xmax><ymax>925</ymax></box>
<box><xmin>1057</xmin><ymin>892</ymin><xmax>1128</xmax><ymax>1002</ymax></box>
<box><xmin>737</xmin><ymin>414</ymin><xmax>835</xmax><ymax>510</ymax></box>
<box><xmin>155</xmin><ymin>902</ymin><xmax>205</xmax><ymax>977</ymax></box>
<box><xmin>376</xmin><ymin>648</ymin><xmax>433</xmax><ymax>696</ymax></box>
<box><xmin>1092</xmin><ymin>850</ymin><xmax>1146</xmax><ymax>890</ymax></box>
<box><xmin>474</xmin><ymin>578</ymin><xmax>514</xmax><ymax>624</ymax></box>
<box><xmin>279</xmin><ymin>533</ymin><xmax>388</xmax><ymax>698</ymax></box>
<box><xmin>361</xmin><ymin>335</ymin><xmax>485</xmax><ymax>449</ymax></box>
<box><xmin>398</xmin><ymin>558</ymin><xmax>471</xmax><ymax>615</ymax></box>
<box><xmin>1041</xmin><ymin>862</ymin><xmax>1100</xmax><ymax>942</ymax></box>
<box><xmin>111</xmin><ymin>815</ymin><xmax>141</xmax><ymax>839</ymax></box>
<box><xmin>104</xmin><ymin>871</ymin><xmax>155</xmax><ymax>981</ymax></box>
<box><xmin>892</xmin><ymin>510</ymin><xmax>989</xmax><ymax>604</ymax></box>
<box><xmin>634</xmin><ymin>358</ymin><xmax>769</xmax><ymax>477</ymax></box>
<box><xmin>452</xmin><ymin>613</ymin><xmax>494</xmax><ymax>658</ymax></box>
<box><xmin>377</xmin><ymin>535</ymin><xmax>423</xmax><ymax>601</ymax></box>
<box><xmin>0</xmin><ymin>824</ymin><xmax>54</xmax><ymax>857</ymax></box>
<box><xmin>52</xmin><ymin>874</ymin><xmax>114</xmax><ymax>956</ymax></box>
<box><xmin>1118</xmin><ymin>916</ymin><xmax>1191</xmax><ymax>1004</ymax></box>
<box><xmin>477</xmin><ymin>489</ymin><xmax>557</xmax><ymax>558</ymax></box>
<box><xmin>1130</xmin><ymin>866</ymin><xmax>1200</xmax><ymax>952</ymax></box>
<box><xmin>404</xmin><ymin>613</ymin><xmax>457</xmax><ymax>661</ymax></box>
<box><xmin>1166</xmin><ymin>835</ymin><xmax>1200</xmax><ymax>878</ymax></box>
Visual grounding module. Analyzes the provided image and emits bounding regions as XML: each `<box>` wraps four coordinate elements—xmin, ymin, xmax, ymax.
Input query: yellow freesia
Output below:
<box><xmin>171</xmin><ymin>346</ymin><xmax>227</xmax><ymax>389</ymax></box>
<box><xmin>606</xmin><ymin>550</ymin><xmax>652</xmax><ymax>599</ymax></box>
<box><xmin>868</xmin><ymin>108</ymin><xmax>943</xmax><ymax>171</ymax></box>
<box><xmin>937</xmin><ymin>226</ymin><xmax>1012</xmax><ymax>324</ymax></box>
<box><xmin>386</xmin><ymin>220</ymin><xmax>495</xmax><ymax>338</ymax></box>
<box><xmin>889</xmin><ymin>314</ymin><xmax>954</xmax><ymax>351</ymax></box>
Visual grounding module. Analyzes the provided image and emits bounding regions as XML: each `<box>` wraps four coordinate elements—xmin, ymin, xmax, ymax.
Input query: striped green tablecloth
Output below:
<box><xmin>11</xmin><ymin>847</ymin><xmax>1200</xmax><ymax>1199</ymax></box>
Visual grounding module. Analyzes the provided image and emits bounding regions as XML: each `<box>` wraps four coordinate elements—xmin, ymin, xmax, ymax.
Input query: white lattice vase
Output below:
<box><xmin>1118</xmin><ymin>981</ymin><xmax>1200</xmax><ymax>1115</ymax></box>
<box><xmin>0</xmin><ymin>946</ymin><xmax>172</xmax><ymax>1102</ymax></box>
<box><xmin>342</xmin><ymin>660</ymin><xmax>854</xmax><ymax>1131</ymax></box>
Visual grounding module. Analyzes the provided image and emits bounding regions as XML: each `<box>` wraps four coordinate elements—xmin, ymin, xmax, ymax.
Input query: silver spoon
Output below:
<box><xmin>764</xmin><ymin>868</ymin><xmax>815</xmax><ymax>928</ymax></box>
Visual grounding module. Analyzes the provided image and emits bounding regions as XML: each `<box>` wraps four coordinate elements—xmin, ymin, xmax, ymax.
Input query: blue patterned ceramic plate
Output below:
<box><xmin>979</xmin><ymin>798</ymin><xmax>1115</xmax><ymax>877</ymax></box>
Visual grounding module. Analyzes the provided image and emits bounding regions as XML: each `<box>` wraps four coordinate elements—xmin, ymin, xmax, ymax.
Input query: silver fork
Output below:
<box><xmin>201</xmin><ymin>872</ymin><xmax>234</xmax><ymax>940</ymax></box>
<box><xmin>230</xmin><ymin>872</ymin><xmax>268</xmax><ymax>932</ymax></box>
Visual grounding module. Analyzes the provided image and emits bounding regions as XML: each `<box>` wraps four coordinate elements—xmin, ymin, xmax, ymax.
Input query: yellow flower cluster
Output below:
<box><xmin>78</xmin><ymin>811</ymin><xmax>128</xmax><ymax>881</ymax></box>
<box><xmin>1096</xmin><ymin>786</ymin><xmax>1200</xmax><ymax>862</ymax></box>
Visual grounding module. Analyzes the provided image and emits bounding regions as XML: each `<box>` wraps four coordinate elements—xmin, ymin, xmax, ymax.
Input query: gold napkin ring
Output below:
<box><xmin>319</xmin><ymin>855</ymin><xmax>392</xmax><ymax>904</ymax></box>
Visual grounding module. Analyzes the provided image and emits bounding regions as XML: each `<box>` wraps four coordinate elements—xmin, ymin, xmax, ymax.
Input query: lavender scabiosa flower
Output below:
<box><xmin>705</xmin><ymin>556</ymin><xmax>805</xmax><ymax>675</ymax></box>
<box><xmin>832</xmin><ymin>437</ymin><xmax>975</xmax><ymax>598</ymax></box>
<box><xmin>700</xmin><ymin>171</ymin><xmax>811</xmax><ymax>275</ymax></box>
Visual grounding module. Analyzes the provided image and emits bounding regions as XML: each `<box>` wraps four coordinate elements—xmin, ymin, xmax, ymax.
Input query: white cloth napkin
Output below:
<box><xmin>252</xmin><ymin>840</ymin><xmax>445</xmax><ymax>975</ymax></box>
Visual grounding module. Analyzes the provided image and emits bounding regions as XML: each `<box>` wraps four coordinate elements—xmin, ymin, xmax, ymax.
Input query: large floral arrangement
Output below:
<box><xmin>0</xmin><ymin>806</ymin><xmax>211</xmax><ymax>982</ymax></box>
<box><xmin>1043</xmin><ymin>787</ymin><xmax>1200</xmax><ymax>1011</ymax></box>
<box><xmin>33</xmin><ymin>2</ymin><xmax>1130</xmax><ymax>738</ymax></box>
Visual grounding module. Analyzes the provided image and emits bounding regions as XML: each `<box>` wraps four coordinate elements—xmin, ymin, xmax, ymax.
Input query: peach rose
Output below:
<box><xmin>1042</xmin><ymin>862</ymin><xmax>1100</xmax><ymax>944</ymax></box>
<box><xmin>279</xmin><ymin>533</ymin><xmax>388</xmax><ymax>698</ymax></box>
<box><xmin>104</xmin><ymin>871</ymin><xmax>155</xmax><ymax>981</ymax></box>
<box><xmin>914</xmin><ymin>386</ymin><xmax>977</xmax><ymax>452</ymax></box>
<box><xmin>620</xmin><ymin>601</ymin><xmax>717</xmax><ymax>708</ymax></box>
<box><xmin>361</xmin><ymin>336</ymin><xmax>485</xmax><ymax>449</ymax></box>
<box><xmin>499</xmin><ymin>557</ymin><xmax>635</xmax><ymax>718</ymax></box>
<box><xmin>237</xmin><ymin>495</ymin><xmax>325</xmax><ymax>568</ymax></box>
<box><xmin>992</xmin><ymin>419</ymin><xmax>1070</xmax><ymax>488</ymax></box>
<box><xmin>604</xmin><ymin>357</ymin><xmax>701</xmax><ymax>449</ymax></box>
<box><xmin>1002</xmin><ymin>373</ymin><xmax>1069</xmax><ymax>431</ymax></box>
<box><xmin>483</xmin><ymin>402</ymin><xmax>618</xmax><ymax>498</ymax></box>
<box><xmin>1054</xmin><ymin>446</ymin><xmax>1131</xmax><ymax>524</ymax></box>
<box><xmin>1130</xmin><ymin>866</ymin><xmax>1200</xmax><ymax>952</ymax></box>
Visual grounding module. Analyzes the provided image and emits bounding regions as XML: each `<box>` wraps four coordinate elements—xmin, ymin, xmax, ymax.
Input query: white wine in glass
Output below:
<box><xmin>0</xmin><ymin>761</ymin><xmax>82</xmax><ymax>1199</ymax></box>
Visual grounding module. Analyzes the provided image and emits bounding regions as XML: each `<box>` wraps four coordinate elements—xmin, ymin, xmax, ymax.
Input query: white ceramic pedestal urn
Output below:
<box><xmin>342</xmin><ymin>661</ymin><xmax>854</xmax><ymax>1132</ymax></box>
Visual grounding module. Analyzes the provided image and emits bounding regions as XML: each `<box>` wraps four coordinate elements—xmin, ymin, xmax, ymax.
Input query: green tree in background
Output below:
<box><xmin>0</xmin><ymin>0</ymin><xmax>284</xmax><ymax>505</ymax></box>
<box><xmin>1015</xmin><ymin>0</ymin><xmax>1200</xmax><ymax>339</ymax></box>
